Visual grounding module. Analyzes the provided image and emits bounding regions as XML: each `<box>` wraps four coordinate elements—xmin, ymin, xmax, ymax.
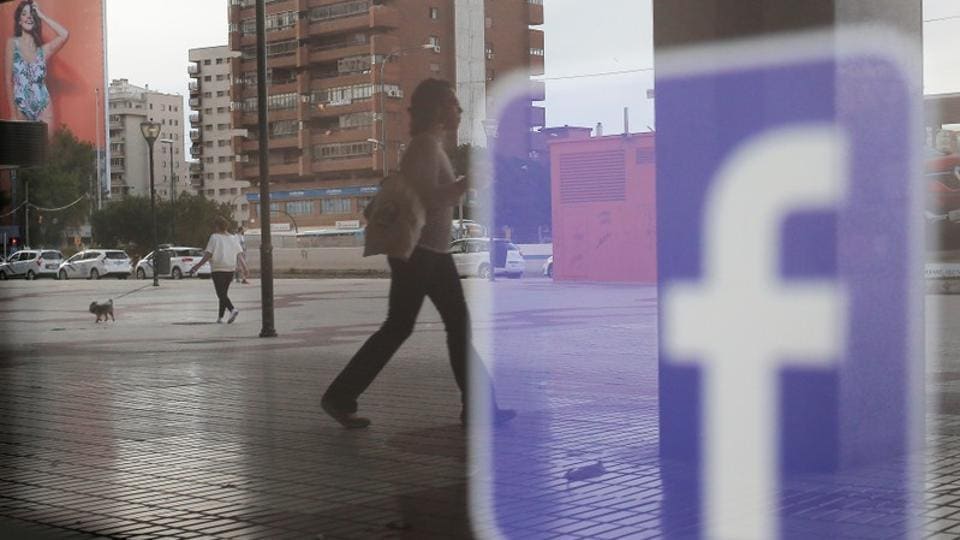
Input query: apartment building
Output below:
<box><xmin>188</xmin><ymin>46</ymin><xmax>249</xmax><ymax>224</ymax></box>
<box><xmin>107</xmin><ymin>79</ymin><xmax>189</xmax><ymax>201</ymax></box>
<box><xmin>227</xmin><ymin>0</ymin><xmax>545</xmax><ymax>230</ymax></box>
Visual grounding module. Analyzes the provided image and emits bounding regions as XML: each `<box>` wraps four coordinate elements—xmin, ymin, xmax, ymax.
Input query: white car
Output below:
<box><xmin>0</xmin><ymin>249</ymin><xmax>64</xmax><ymax>280</ymax></box>
<box><xmin>135</xmin><ymin>247</ymin><xmax>211</xmax><ymax>279</ymax></box>
<box><xmin>449</xmin><ymin>238</ymin><xmax>525</xmax><ymax>279</ymax></box>
<box><xmin>542</xmin><ymin>255</ymin><xmax>554</xmax><ymax>278</ymax></box>
<box><xmin>57</xmin><ymin>249</ymin><xmax>132</xmax><ymax>280</ymax></box>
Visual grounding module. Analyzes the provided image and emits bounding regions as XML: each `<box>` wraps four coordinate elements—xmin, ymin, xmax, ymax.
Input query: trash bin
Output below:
<box><xmin>154</xmin><ymin>249</ymin><xmax>171</xmax><ymax>276</ymax></box>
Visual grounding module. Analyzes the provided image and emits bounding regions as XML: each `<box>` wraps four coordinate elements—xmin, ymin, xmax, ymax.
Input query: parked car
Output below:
<box><xmin>135</xmin><ymin>247</ymin><xmax>210</xmax><ymax>279</ymax></box>
<box><xmin>0</xmin><ymin>249</ymin><xmax>63</xmax><ymax>280</ymax></box>
<box><xmin>57</xmin><ymin>249</ymin><xmax>132</xmax><ymax>280</ymax></box>
<box><xmin>449</xmin><ymin>237</ymin><xmax>525</xmax><ymax>279</ymax></box>
<box><xmin>542</xmin><ymin>255</ymin><xmax>554</xmax><ymax>278</ymax></box>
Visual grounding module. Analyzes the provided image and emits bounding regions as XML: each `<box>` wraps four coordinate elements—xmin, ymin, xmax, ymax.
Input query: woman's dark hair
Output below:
<box><xmin>14</xmin><ymin>1</ymin><xmax>42</xmax><ymax>48</ymax></box>
<box><xmin>408</xmin><ymin>78</ymin><xmax>454</xmax><ymax>136</ymax></box>
<box><xmin>214</xmin><ymin>216</ymin><xmax>230</xmax><ymax>233</ymax></box>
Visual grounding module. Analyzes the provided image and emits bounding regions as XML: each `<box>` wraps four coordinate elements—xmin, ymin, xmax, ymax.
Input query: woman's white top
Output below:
<box><xmin>204</xmin><ymin>233</ymin><xmax>243</xmax><ymax>272</ymax></box>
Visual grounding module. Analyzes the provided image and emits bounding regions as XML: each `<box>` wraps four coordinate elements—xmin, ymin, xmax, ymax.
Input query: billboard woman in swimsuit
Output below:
<box><xmin>5</xmin><ymin>0</ymin><xmax>69</xmax><ymax>126</ymax></box>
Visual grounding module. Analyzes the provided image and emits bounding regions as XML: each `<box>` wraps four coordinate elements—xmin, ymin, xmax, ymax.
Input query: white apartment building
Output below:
<box><xmin>188</xmin><ymin>46</ymin><xmax>248</xmax><ymax>225</ymax></box>
<box><xmin>107</xmin><ymin>79</ymin><xmax>189</xmax><ymax>201</ymax></box>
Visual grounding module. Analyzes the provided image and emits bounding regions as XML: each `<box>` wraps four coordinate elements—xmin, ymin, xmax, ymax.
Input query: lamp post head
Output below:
<box><xmin>140</xmin><ymin>121</ymin><xmax>161</xmax><ymax>144</ymax></box>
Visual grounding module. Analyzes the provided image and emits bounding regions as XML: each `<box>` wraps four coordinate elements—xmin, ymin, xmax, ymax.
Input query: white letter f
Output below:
<box><xmin>663</xmin><ymin>125</ymin><xmax>849</xmax><ymax>540</ymax></box>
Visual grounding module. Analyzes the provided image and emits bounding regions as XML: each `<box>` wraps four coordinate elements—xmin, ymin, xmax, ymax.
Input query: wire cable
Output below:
<box><xmin>29</xmin><ymin>195</ymin><xmax>88</xmax><ymax>213</ymax></box>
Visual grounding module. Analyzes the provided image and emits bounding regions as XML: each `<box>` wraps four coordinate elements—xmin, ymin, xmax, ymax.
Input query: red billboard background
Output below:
<box><xmin>1</xmin><ymin>0</ymin><xmax>106</xmax><ymax>144</ymax></box>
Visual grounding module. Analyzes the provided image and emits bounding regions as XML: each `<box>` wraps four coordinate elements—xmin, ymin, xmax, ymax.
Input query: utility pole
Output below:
<box><xmin>256</xmin><ymin>0</ymin><xmax>277</xmax><ymax>337</ymax></box>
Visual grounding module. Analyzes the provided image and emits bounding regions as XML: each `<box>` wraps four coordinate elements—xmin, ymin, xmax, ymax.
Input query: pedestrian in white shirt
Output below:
<box><xmin>189</xmin><ymin>216</ymin><xmax>243</xmax><ymax>323</ymax></box>
<box><xmin>235</xmin><ymin>225</ymin><xmax>249</xmax><ymax>284</ymax></box>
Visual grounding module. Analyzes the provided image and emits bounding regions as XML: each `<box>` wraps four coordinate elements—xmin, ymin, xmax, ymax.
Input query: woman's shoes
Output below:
<box><xmin>321</xmin><ymin>398</ymin><xmax>371</xmax><ymax>429</ymax></box>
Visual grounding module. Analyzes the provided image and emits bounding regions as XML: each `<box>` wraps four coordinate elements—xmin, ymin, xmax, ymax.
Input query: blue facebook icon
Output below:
<box><xmin>657</xmin><ymin>33</ymin><xmax>921</xmax><ymax>539</ymax></box>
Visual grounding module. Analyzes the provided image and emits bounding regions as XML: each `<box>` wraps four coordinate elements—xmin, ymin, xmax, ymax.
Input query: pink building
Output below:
<box><xmin>549</xmin><ymin>132</ymin><xmax>656</xmax><ymax>282</ymax></box>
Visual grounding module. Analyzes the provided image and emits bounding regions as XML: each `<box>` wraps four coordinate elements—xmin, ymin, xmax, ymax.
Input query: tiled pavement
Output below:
<box><xmin>0</xmin><ymin>278</ymin><xmax>958</xmax><ymax>539</ymax></box>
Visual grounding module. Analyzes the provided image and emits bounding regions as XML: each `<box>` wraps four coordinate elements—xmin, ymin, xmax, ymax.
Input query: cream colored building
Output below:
<box><xmin>107</xmin><ymin>79</ymin><xmax>190</xmax><ymax>201</ymax></box>
<box><xmin>188</xmin><ymin>45</ymin><xmax>248</xmax><ymax>225</ymax></box>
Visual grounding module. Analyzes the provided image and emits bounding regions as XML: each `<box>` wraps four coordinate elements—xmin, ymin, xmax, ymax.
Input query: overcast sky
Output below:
<box><xmin>105</xmin><ymin>0</ymin><xmax>959</xmax><ymax>146</ymax></box>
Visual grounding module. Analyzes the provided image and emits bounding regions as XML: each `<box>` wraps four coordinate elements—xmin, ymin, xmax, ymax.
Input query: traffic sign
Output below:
<box><xmin>657</xmin><ymin>32</ymin><xmax>920</xmax><ymax>539</ymax></box>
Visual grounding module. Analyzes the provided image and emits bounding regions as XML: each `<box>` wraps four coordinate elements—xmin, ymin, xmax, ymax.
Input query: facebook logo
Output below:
<box><xmin>657</xmin><ymin>34</ymin><xmax>920</xmax><ymax>539</ymax></box>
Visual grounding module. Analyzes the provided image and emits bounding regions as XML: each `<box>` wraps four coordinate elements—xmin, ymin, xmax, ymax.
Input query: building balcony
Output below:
<box><xmin>306</xmin><ymin>10</ymin><xmax>369</xmax><ymax>35</ymax></box>
<box><xmin>189</xmin><ymin>81</ymin><xmax>200</xmax><ymax>94</ymax></box>
<box><xmin>189</xmin><ymin>162</ymin><xmax>204</xmax><ymax>173</ymax></box>
<box><xmin>190</xmin><ymin>146</ymin><xmax>203</xmax><ymax>158</ymax></box>
<box><xmin>528</xmin><ymin>0</ymin><xmax>544</xmax><ymax>25</ymax></box>
<box><xmin>109</xmin><ymin>120</ymin><xmax>122</xmax><ymax>130</ymax></box>
<box><xmin>238</xmin><ymin>26</ymin><xmax>298</xmax><ymax>48</ymax></box>
<box><xmin>369</xmin><ymin>5</ymin><xmax>399</xmax><ymax>29</ymax></box>
<box><xmin>530</xmin><ymin>54</ymin><xmax>545</xmax><ymax>76</ymax></box>
<box><xmin>307</xmin><ymin>42</ymin><xmax>369</xmax><ymax>65</ymax></box>
<box><xmin>190</xmin><ymin>112</ymin><xmax>202</xmax><ymax>125</ymax></box>
<box><xmin>530</xmin><ymin>106</ymin><xmax>546</xmax><ymax>128</ymax></box>
<box><xmin>308</xmin><ymin>71</ymin><xmax>370</xmax><ymax>88</ymax></box>
<box><xmin>530</xmin><ymin>80</ymin><xmax>546</xmax><ymax>102</ymax></box>
<box><xmin>309</xmin><ymin>127</ymin><xmax>375</xmax><ymax>146</ymax></box>
<box><xmin>188</xmin><ymin>64</ymin><xmax>200</xmax><ymax>77</ymax></box>
<box><xmin>311</xmin><ymin>98</ymin><xmax>378</xmax><ymax>119</ymax></box>
<box><xmin>189</xmin><ymin>97</ymin><xmax>201</xmax><ymax>108</ymax></box>
<box><xmin>190</xmin><ymin>130</ymin><xmax>200</xmax><ymax>142</ymax></box>
<box><xmin>241</xmin><ymin>134</ymin><xmax>300</xmax><ymax>152</ymax></box>
<box><xmin>241</xmin><ymin>160</ymin><xmax>301</xmax><ymax>179</ymax></box>
<box><xmin>311</xmin><ymin>155</ymin><xmax>375</xmax><ymax>175</ymax></box>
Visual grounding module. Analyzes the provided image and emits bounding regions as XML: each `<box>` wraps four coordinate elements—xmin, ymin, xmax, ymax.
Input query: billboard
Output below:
<box><xmin>1</xmin><ymin>0</ymin><xmax>107</xmax><ymax>145</ymax></box>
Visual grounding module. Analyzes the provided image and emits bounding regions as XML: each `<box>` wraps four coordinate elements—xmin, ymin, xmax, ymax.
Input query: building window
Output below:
<box><xmin>339</xmin><ymin>112</ymin><xmax>374</xmax><ymax>129</ymax></box>
<box><xmin>204</xmin><ymin>75</ymin><xmax>212</xmax><ymax>82</ymax></box>
<box><xmin>216</xmin><ymin>58</ymin><xmax>224</xmax><ymax>64</ymax></box>
<box><xmin>486</xmin><ymin>44</ymin><xmax>494</xmax><ymax>60</ymax></box>
<box><xmin>217</xmin><ymin>123</ymin><xmax>229</xmax><ymax>130</ymax></box>
<box><xmin>530</xmin><ymin>47</ymin><xmax>545</xmax><ymax>57</ymax></box>
<box><xmin>216</xmin><ymin>74</ymin><xmax>226</xmax><ymax>81</ymax></box>
<box><xmin>204</xmin><ymin>108</ymin><xmax>213</xmax><ymax>114</ymax></box>
<box><xmin>312</xmin><ymin>141</ymin><xmax>373</xmax><ymax>161</ymax></box>
<box><xmin>219</xmin><ymin>140</ymin><xmax>230</xmax><ymax>147</ymax></box>
<box><xmin>204</xmin><ymin>59</ymin><xmax>211</xmax><ymax>65</ymax></box>
<box><xmin>357</xmin><ymin>196</ymin><xmax>374</xmax><ymax>214</ymax></box>
<box><xmin>321</xmin><ymin>198</ymin><xmax>352</xmax><ymax>214</ymax></box>
<box><xmin>286</xmin><ymin>200</ymin><xmax>314</xmax><ymax>216</ymax></box>
<box><xmin>203</xmin><ymin>92</ymin><xmax>212</xmax><ymax>98</ymax></box>
<box><xmin>217</xmin><ymin>91</ymin><xmax>227</xmax><ymax>97</ymax></box>
<box><xmin>429</xmin><ymin>7</ymin><xmax>439</xmax><ymax>19</ymax></box>
<box><xmin>308</xmin><ymin>0</ymin><xmax>370</xmax><ymax>23</ymax></box>
<box><xmin>428</xmin><ymin>36</ymin><xmax>440</xmax><ymax>51</ymax></box>
<box><xmin>217</xmin><ymin>107</ymin><xmax>227</xmax><ymax>113</ymax></box>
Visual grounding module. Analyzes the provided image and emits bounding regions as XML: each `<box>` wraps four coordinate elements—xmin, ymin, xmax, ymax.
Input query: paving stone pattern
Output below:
<box><xmin>0</xmin><ymin>279</ymin><xmax>956</xmax><ymax>539</ymax></box>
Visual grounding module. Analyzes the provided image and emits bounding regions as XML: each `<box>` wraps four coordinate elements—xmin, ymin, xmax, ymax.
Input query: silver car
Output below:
<box><xmin>0</xmin><ymin>249</ymin><xmax>63</xmax><ymax>280</ymax></box>
<box><xmin>58</xmin><ymin>249</ymin><xmax>132</xmax><ymax>280</ymax></box>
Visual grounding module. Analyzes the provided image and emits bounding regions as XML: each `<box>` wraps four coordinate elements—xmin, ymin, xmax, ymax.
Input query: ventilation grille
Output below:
<box><xmin>636</xmin><ymin>147</ymin><xmax>655</xmax><ymax>165</ymax></box>
<box><xmin>559</xmin><ymin>150</ymin><xmax>625</xmax><ymax>203</ymax></box>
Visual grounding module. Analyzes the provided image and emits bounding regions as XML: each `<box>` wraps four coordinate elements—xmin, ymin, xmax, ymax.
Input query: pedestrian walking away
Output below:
<box><xmin>235</xmin><ymin>224</ymin><xmax>249</xmax><ymax>284</ymax></box>
<box><xmin>189</xmin><ymin>216</ymin><xmax>243</xmax><ymax>324</ymax></box>
<box><xmin>321</xmin><ymin>78</ymin><xmax>515</xmax><ymax>429</ymax></box>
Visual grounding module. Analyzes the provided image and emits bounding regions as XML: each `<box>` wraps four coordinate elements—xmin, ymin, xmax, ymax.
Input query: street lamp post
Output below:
<box><xmin>378</xmin><ymin>43</ymin><xmax>436</xmax><ymax>174</ymax></box>
<box><xmin>140</xmin><ymin>121</ymin><xmax>161</xmax><ymax>287</ymax></box>
<box><xmin>160</xmin><ymin>139</ymin><xmax>177</xmax><ymax>243</ymax></box>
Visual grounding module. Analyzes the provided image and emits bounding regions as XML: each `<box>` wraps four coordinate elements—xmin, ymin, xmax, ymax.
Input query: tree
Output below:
<box><xmin>91</xmin><ymin>193</ymin><xmax>233</xmax><ymax>258</ymax></box>
<box><xmin>16</xmin><ymin>128</ymin><xmax>95</xmax><ymax>247</ymax></box>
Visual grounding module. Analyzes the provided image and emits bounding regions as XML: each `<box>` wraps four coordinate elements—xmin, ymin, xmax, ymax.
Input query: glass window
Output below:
<box><xmin>321</xmin><ymin>198</ymin><xmax>352</xmax><ymax>214</ymax></box>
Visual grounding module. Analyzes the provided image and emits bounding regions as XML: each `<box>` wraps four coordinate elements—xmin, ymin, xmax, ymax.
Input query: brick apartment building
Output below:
<box><xmin>227</xmin><ymin>0</ymin><xmax>545</xmax><ymax>230</ymax></box>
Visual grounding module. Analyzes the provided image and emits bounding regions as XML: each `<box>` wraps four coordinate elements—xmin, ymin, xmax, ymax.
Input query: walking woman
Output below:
<box><xmin>321</xmin><ymin>78</ymin><xmax>514</xmax><ymax>429</ymax></box>
<box><xmin>5</xmin><ymin>0</ymin><xmax>69</xmax><ymax>125</ymax></box>
<box><xmin>189</xmin><ymin>216</ymin><xmax>243</xmax><ymax>324</ymax></box>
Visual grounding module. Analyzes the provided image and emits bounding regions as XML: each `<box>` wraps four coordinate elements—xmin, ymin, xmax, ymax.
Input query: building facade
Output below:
<box><xmin>188</xmin><ymin>46</ymin><xmax>249</xmax><ymax>224</ymax></box>
<box><xmin>227</xmin><ymin>0</ymin><xmax>545</xmax><ymax>231</ymax></box>
<box><xmin>549</xmin><ymin>131</ymin><xmax>656</xmax><ymax>283</ymax></box>
<box><xmin>107</xmin><ymin>79</ymin><xmax>189</xmax><ymax>201</ymax></box>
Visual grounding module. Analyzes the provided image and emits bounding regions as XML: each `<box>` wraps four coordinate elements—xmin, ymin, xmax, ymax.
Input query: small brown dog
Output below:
<box><xmin>89</xmin><ymin>299</ymin><xmax>115</xmax><ymax>323</ymax></box>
